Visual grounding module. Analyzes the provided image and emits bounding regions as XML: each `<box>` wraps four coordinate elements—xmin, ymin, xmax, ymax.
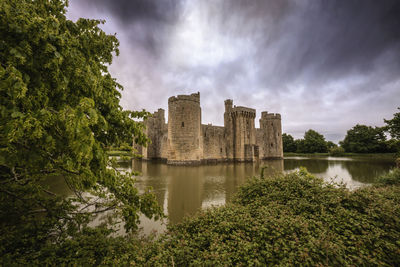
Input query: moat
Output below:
<box><xmin>124</xmin><ymin>156</ymin><xmax>395</xmax><ymax>235</ymax></box>
<box><xmin>47</xmin><ymin>156</ymin><xmax>396</xmax><ymax>235</ymax></box>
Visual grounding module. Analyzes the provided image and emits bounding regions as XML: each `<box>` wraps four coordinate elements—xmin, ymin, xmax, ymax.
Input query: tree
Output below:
<box><xmin>384</xmin><ymin>107</ymin><xmax>400</xmax><ymax>139</ymax></box>
<box><xmin>340</xmin><ymin>124</ymin><xmax>386</xmax><ymax>153</ymax></box>
<box><xmin>282</xmin><ymin>133</ymin><xmax>297</xmax><ymax>152</ymax></box>
<box><xmin>0</xmin><ymin>0</ymin><xmax>162</xmax><ymax>261</ymax></box>
<box><xmin>297</xmin><ymin>129</ymin><xmax>328</xmax><ymax>153</ymax></box>
<box><xmin>326</xmin><ymin>141</ymin><xmax>337</xmax><ymax>150</ymax></box>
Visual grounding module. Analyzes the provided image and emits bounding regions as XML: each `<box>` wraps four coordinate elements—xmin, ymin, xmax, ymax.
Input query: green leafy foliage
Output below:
<box><xmin>284</xmin><ymin>130</ymin><xmax>333</xmax><ymax>154</ymax></box>
<box><xmin>0</xmin><ymin>0</ymin><xmax>162</xmax><ymax>263</ymax></box>
<box><xmin>138</xmin><ymin>169</ymin><xmax>400</xmax><ymax>266</ymax></box>
<box><xmin>385</xmin><ymin>139</ymin><xmax>400</xmax><ymax>154</ymax></box>
<box><xmin>329</xmin><ymin>146</ymin><xmax>345</xmax><ymax>156</ymax></box>
<box><xmin>377</xmin><ymin>168</ymin><xmax>400</xmax><ymax>186</ymax></box>
<box><xmin>384</xmin><ymin>107</ymin><xmax>400</xmax><ymax>140</ymax></box>
<box><xmin>282</xmin><ymin>133</ymin><xmax>297</xmax><ymax>152</ymax></box>
<box><xmin>5</xmin><ymin>168</ymin><xmax>399</xmax><ymax>265</ymax></box>
<box><xmin>340</xmin><ymin>124</ymin><xmax>387</xmax><ymax>153</ymax></box>
<box><xmin>296</xmin><ymin>129</ymin><xmax>328</xmax><ymax>153</ymax></box>
<box><xmin>326</xmin><ymin>141</ymin><xmax>337</xmax><ymax>149</ymax></box>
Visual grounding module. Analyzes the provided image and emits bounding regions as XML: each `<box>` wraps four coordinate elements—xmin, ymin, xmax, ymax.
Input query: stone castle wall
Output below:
<box><xmin>137</xmin><ymin>92</ymin><xmax>283</xmax><ymax>164</ymax></box>
<box><xmin>202</xmin><ymin>124</ymin><xmax>227</xmax><ymax>162</ymax></box>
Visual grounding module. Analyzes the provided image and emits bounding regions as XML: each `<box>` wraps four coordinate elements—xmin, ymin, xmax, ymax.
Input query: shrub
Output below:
<box><xmin>329</xmin><ymin>146</ymin><xmax>345</xmax><ymax>156</ymax></box>
<box><xmin>8</xmin><ymin>169</ymin><xmax>400</xmax><ymax>265</ymax></box>
<box><xmin>377</xmin><ymin>167</ymin><xmax>400</xmax><ymax>185</ymax></box>
<box><xmin>142</xmin><ymin>169</ymin><xmax>400</xmax><ymax>266</ymax></box>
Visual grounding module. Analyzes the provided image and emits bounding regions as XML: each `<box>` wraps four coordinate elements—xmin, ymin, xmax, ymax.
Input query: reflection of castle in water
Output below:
<box><xmin>133</xmin><ymin>160</ymin><xmax>284</xmax><ymax>224</ymax></box>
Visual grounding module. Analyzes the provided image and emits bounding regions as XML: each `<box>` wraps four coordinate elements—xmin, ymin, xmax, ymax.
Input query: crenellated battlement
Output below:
<box><xmin>151</xmin><ymin>108</ymin><xmax>165</xmax><ymax>119</ymax></box>
<box><xmin>168</xmin><ymin>92</ymin><xmax>200</xmax><ymax>103</ymax></box>
<box><xmin>232</xmin><ymin>106</ymin><xmax>256</xmax><ymax>118</ymax></box>
<box><xmin>224</xmin><ymin>99</ymin><xmax>233</xmax><ymax>112</ymax></box>
<box><xmin>224</xmin><ymin>99</ymin><xmax>233</xmax><ymax>105</ymax></box>
<box><xmin>261</xmin><ymin>111</ymin><xmax>281</xmax><ymax>120</ymax></box>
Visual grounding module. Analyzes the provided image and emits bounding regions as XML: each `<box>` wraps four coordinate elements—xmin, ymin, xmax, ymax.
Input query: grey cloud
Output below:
<box><xmin>75</xmin><ymin>0</ymin><xmax>184</xmax><ymax>54</ymax></box>
<box><xmin>216</xmin><ymin>0</ymin><xmax>400</xmax><ymax>85</ymax></box>
<box><xmin>67</xmin><ymin>0</ymin><xmax>400</xmax><ymax>142</ymax></box>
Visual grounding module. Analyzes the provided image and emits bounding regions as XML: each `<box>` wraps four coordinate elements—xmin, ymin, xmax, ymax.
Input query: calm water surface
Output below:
<box><xmin>116</xmin><ymin>156</ymin><xmax>395</xmax><ymax>235</ymax></box>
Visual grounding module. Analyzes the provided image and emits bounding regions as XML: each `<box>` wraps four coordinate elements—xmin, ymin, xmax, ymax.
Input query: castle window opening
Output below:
<box><xmin>220</xmin><ymin>148</ymin><xmax>222</xmax><ymax>153</ymax></box>
<box><xmin>181</xmin><ymin>122</ymin><xmax>184</xmax><ymax>127</ymax></box>
<box><xmin>270</xmin><ymin>143</ymin><xmax>273</xmax><ymax>147</ymax></box>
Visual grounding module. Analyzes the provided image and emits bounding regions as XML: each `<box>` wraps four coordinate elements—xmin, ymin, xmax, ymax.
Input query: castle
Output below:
<box><xmin>135</xmin><ymin>92</ymin><xmax>283</xmax><ymax>164</ymax></box>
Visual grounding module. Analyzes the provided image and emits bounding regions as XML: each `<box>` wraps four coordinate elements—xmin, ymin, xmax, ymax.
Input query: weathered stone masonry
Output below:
<box><xmin>135</xmin><ymin>92</ymin><xmax>283</xmax><ymax>164</ymax></box>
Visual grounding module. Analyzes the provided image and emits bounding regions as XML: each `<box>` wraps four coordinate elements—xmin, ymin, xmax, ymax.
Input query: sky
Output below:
<box><xmin>67</xmin><ymin>0</ymin><xmax>400</xmax><ymax>142</ymax></box>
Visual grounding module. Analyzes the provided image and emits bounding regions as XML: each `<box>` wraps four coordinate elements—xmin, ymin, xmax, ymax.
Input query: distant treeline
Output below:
<box><xmin>283</xmin><ymin>108</ymin><xmax>400</xmax><ymax>155</ymax></box>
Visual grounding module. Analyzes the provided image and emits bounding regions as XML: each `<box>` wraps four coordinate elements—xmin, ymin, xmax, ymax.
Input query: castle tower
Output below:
<box><xmin>231</xmin><ymin>106</ymin><xmax>256</xmax><ymax>161</ymax></box>
<box><xmin>259</xmin><ymin>112</ymin><xmax>283</xmax><ymax>159</ymax></box>
<box><xmin>142</xmin><ymin>108</ymin><xmax>166</xmax><ymax>160</ymax></box>
<box><xmin>167</xmin><ymin>92</ymin><xmax>202</xmax><ymax>164</ymax></box>
<box><xmin>224</xmin><ymin>99</ymin><xmax>234</xmax><ymax>159</ymax></box>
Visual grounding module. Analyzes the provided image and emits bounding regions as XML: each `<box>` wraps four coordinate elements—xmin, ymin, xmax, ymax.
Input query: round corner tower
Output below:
<box><xmin>167</xmin><ymin>92</ymin><xmax>202</xmax><ymax>164</ymax></box>
<box><xmin>259</xmin><ymin>112</ymin><xmax>283</xmax><ymax>159</ymax></box>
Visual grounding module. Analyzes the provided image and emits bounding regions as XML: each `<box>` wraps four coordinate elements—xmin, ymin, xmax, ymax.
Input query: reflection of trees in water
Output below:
<box><xmin>283</xmin><ymin>158</ymin><xmax>395</xmax><ymax>184</ymax></box>
<box><xmin>284</xmin><ymin>159</ymin><xmax>329</xmax><ymax>174</ymax></box>
<box><xmin>342</xmin><ymin>160</ymin><xmax>395</xmax><ymax>183</ymax></box>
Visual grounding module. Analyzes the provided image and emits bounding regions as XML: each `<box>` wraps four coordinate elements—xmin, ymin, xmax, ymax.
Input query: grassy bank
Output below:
<box><xmin>284</xmin><ymin>152</ymin><xmax>397</xmax><ymax>160</ymax></box>
<box><xmin>13</xmin><ymin>168</ymin><xmax>400</xmax><ymax>266</ymax></box>
<box><xmin>106</xmin><ymin>150</ymin><xmax>135</xmax><ymax>157</ymax></box>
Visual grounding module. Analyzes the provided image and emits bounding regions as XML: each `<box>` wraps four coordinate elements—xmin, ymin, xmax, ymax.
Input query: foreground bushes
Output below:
<box><xmin>142</xmin><ymin>168</ymin><xmax>400</xmax><ymax>266</ymax></box>
<box><xmin>4</xmin><ymin>168</ymin><xmax>400</xmax><ymax>265</ymax></box>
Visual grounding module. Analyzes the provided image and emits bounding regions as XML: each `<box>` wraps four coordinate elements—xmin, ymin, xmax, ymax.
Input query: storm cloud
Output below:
<box><xmin>67</xmin><ymin>0</ymin><xmax>400</xmax><ymax>142</ymax></box>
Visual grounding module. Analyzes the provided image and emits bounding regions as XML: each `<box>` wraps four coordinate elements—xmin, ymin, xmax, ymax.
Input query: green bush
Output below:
<box><xmin>5</xmin><ymin>169</ymin><xmax>400</xmax><ymax>266</ymax></box>
<box><xmin>377</xmin><ymin>167</ymin><xmax>400</xmax><ymax>185</ymax></box>
<box><xmin>329</xmin><ymin>146</ymin><xmax>345</xmax><ymax>156</ymax></box>
<box><xmin>142</xmin><ymin>168</ymin><xmax>400</xmax><ymax>266</ymax></box>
